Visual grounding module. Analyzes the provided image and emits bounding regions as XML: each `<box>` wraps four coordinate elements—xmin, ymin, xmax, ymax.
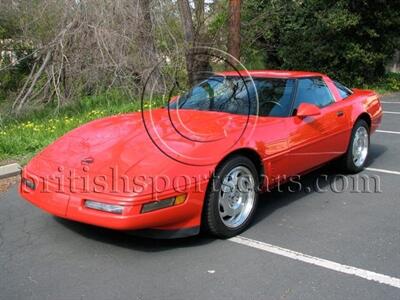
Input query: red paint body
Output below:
<box><xmin>20</xmin><ymin>70</ymin><xmax>383</xmax><ymax>236</ymax></box>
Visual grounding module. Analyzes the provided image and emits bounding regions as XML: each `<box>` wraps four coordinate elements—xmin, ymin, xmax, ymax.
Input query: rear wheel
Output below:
<box><xmin>203</xmin><ymin>156</ymin><xmax>259</xmax><ymax>238</ymax></box>
<box><xmin>341</xmin><ymin>119</ymin><xmax>370</xmax><ymax>173</ymax></box>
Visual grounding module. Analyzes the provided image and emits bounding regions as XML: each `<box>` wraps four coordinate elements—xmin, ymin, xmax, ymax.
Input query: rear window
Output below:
<box><xmin>334</xmin><ymin>80</ymin><xmax>353</xmax><ymax>99</ymax></box>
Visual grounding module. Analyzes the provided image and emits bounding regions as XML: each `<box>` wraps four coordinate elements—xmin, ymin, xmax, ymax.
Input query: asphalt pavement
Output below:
<box><xmin>1</xmin><ymin>93</ymin><xmax>400</xmax><ymax>300</ymax></box>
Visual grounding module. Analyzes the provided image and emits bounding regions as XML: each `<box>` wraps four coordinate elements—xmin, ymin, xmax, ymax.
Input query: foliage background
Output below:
<box><xmin>0</xmin><ymin>0</ymin><xmax>399</xmax><ymax>164</ymax></box>
<box><xmin>240</xmin><ymin>0</ymin><xmax>400</xmax><ymax>85</ymax></box>
<box><xmin>1</xmin><ymin>0</ymin><xmax>399</xmax><ymax>112</ymax></box>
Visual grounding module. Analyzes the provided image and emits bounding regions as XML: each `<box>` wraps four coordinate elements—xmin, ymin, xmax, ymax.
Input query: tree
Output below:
<box><xmin>241</xmin><ymin>0</ymin><xmax>400</xmax><ymax>85</ymax></box>
<box><xmin>3</xmin><ymin>0</ymin><xmax>170</xmax><ymax>113</ymax></box>
<box><xmin>177</xmin><ymin>0</ymin><xmax>211</xmax><ymax>86</ymax></box>
<box><xmin>177</xmin><ymin>0</ymin><xmax>196</xmax><ymax>86</ymax></box>
<box><xmin>227</xmin><ymin>0</ymin><xmax>241</xmax><ymax>67</ymax></box>
<box><xmin>138</xmin><ymin>0</ymin><xmax>163</xmax><ymax>92</ymax></box>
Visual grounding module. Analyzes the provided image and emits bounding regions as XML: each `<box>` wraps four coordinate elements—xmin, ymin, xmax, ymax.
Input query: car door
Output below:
<box><xmin>254</xmin><ymin>78</ymin><xmax>296</xmax><ymax>185</ymax></box>
<box><xmin>285</xmin><ymin>76</ymin><xmax>351</xmax><ymax>177</ymax></box>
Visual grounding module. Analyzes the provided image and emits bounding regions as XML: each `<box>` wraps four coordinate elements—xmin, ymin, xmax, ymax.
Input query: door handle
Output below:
<box><xmin>336</xmin><ymin>111</ymin><xmax>344</xmax><ymax>117</ymax></box>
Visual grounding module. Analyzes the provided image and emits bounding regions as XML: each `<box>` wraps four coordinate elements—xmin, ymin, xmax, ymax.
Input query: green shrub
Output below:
<box><xmin>364</xmin><ymin>73</ymin><xmax>400</xmax><ymax>94</ymax></box>
<box><xmin>241</xmin><ymin>0</ymin><xmax>400</xmax><ymax>86</ymax></box>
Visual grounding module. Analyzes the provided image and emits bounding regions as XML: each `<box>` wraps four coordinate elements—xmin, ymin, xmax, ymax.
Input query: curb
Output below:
<box><xmin>0</xmin><ymin>163</ymin><xmax>22</xmax><ymax>180</ymax></box>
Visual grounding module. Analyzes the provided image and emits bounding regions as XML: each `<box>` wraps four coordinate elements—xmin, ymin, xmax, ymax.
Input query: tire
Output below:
<box><xmin>341</xmin><ymin>119</ymin><xmax>370</xmax><ymax>174</ymax></box>
<box><xmin>202</xmin><ymin>155</ymin><xmax>259</xmax><ymax>238</ymax></box>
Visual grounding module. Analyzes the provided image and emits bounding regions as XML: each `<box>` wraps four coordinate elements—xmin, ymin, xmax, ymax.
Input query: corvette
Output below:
<box><xmin>20</xmin><ymin>70</ymin><xmax>382</xmax><ymax>238</ymax></box>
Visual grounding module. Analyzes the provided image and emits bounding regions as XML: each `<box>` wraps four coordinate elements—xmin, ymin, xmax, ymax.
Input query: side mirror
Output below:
<box><xmin>296</xmin><ymin>103</ymin><xmax>321</xmax><ymax>118</ymax></box>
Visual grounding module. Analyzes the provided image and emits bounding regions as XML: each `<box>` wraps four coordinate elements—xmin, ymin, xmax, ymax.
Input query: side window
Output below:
<box><xmin>292</xmin><ymin>77</ymin><xmax>334</xmax><ymax>114</ymax></box>
<box><xmin>256</xmin><ymin>79</ymin><xmax>295</xmax><ymax>117</ymax></box>
<box><xmin>334</xmin><ymin>80</ymin><xmax>353</xmax><ymax>99</ymax></box>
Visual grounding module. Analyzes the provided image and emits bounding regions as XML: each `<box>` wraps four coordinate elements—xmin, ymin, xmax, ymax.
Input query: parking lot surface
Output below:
<box><xmin>1</xmin><ymin>93</ymin><xmax>400</xmax><ymax>300</ymax></box>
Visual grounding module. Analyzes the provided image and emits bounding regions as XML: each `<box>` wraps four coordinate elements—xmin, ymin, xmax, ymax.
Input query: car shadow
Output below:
<box><xmin>54</xmin><ymin>217</ymin><xmax>216</xmax><ymax>251</ymax></box>
<box><xmin>253</xmin><ymin>164</ymin><xmax>337</xmax><ymax>226</ymax></box>
<box><xmin>55</xmin><ymin>217</ymin><xmax>217</xmax><ymax>251</ymax></box>
<box><xmin>55</xmin><ymin>143</ymin><xmax>387</xmax><ymax>250</ymax></box>
<box><xmin>252</xmin><ymin>142</ymin><xmax>387</xmax><ymax>226</ymax></box>
<box><xmin>365</xmin><ymin>143</ymin><xmax>388</xmax><ymax>167</ymax></box>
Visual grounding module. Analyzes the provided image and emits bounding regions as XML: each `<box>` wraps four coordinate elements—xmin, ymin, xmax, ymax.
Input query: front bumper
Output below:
<box><xmin>19</xmin><ymin>172</ymin><xmax>207</xmax><ymax>236</ymax></box>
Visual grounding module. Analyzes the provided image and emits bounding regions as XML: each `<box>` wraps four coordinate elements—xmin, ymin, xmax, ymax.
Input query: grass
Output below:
<box><xmin>0</xmin><ymin>89</ymin><xmax>162</xmax><ymax>165</ymax></box>
<box><xmin>363</xmin><ymin>72</ymin><xmax>400</xmax><ymax>95</ymax></box>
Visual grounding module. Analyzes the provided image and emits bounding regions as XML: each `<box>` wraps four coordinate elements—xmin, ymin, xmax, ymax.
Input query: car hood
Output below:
<box><xmin>26</xmin><ymin>108</ymin><xmax>253</xmax><ymax>196</ymax></box>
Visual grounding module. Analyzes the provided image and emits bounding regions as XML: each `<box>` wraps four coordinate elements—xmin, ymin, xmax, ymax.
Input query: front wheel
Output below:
<box><xmin>341</xmin><ymin>119</ymin><xmax>370</xmax><ymax>173</ymax></box>
<box><xmin>202</xmin><ymin>156</ymin><xmax>259</xmax><ymax>238</ymax></box>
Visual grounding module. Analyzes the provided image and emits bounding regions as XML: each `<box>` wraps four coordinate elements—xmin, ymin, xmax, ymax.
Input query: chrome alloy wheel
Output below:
<box><xmin>352</xmin><ymin>126</ymin><xmax>369</xmax><ymax>167</ymax></box>
<box><xmin>218</xmin><ymin>166</ymin><xmax>256</xmax><ymax>228</ymax></box>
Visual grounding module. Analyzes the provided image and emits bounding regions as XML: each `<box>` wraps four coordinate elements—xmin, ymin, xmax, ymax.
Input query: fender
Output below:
<box><xmin>349</xmin><ymin>89</ymin><xmax>383</xmax><ymax>133</ymax></box>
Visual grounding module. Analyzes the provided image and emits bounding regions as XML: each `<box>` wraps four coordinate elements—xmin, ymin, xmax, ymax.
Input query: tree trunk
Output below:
<box><xmin>194</xmin><ymin>0</ymin><xmax>204</xmax><ymax>31</ymax></box>
<box><xmin>177</xmin><ymin>0</ymin><xmax>195</xmax><ymax>86</ymax></box>
<box><xmin>14</xmin><ymin>51</ymin><xmax>52</xmax><ymax>114</ymax></box>
<box><xmin>386</xmin><ymin>50</ymin><xmax>400</xmax><ymax>73</ymax></box>
<box><xmin>227</xmin><ymin>0</ymin><xmax>241</xmax><ymax>67</ymax></box>
<box><xmin>138</xmin><ymin>0</ymin><xmax>163</xmax><ymax>92</ymax></box>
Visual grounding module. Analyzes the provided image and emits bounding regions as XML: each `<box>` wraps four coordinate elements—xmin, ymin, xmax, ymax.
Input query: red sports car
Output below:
<box><xmin>20</xmin><ymin>70</ymin><xmax>382</xmax><ymax>238</ymax></box>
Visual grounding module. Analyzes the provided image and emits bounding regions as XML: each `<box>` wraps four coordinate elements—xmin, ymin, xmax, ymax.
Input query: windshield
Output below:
<box><xmin>169</xmin><ymin>76</ymin><xmax>295</xmax><ymax>117</ymax></box>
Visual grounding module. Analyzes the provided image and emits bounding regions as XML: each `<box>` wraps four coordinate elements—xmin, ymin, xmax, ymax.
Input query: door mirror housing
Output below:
<box><xmin>296</xmin><ymin>103</ymin><xmax>321</xmax><ymax>118</ymax></box>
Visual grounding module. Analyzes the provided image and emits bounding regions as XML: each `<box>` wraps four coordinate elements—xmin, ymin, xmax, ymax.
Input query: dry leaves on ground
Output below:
<box><xmin>0</xmin><ymin>176</ymin><xmax>20</xmax><ymax>193</ymax></box>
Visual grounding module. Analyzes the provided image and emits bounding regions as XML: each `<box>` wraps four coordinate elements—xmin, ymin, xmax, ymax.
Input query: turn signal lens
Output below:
<box><xmin>85</xmin><ymin>200</ymin><xmax>124</xmax><ymax>215</ymax></box>
<box><xmin>22</xmin><ymin>178</ymin><xmax>36</xmax><ymax>190</ymax></box>
<box><xmin>141</xmin><ymin>197</ymin><xmax>175</xmax><ymax>213</ymax></box>
<box><xmin>174</xmin><ymin>194</ymin><xmax>186</xmax><ymax>205</ymax></box>
<box><xmin>141</xmin><ymin>194</ymin><xmax>186</xmax><ymax>213</ymax></box>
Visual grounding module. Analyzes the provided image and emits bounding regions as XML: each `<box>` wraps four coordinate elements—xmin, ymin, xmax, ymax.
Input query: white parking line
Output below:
<box><xmin>381</xmin><ymin>101</ymin><xmax>400</xmax><ymax>104</ymax></box>
<box><xmin>383</xmin><ymin>111</ymin><xmax>400</xmax><ymax>115</ymax></box>
<box><xmin>376</xmin><ymin>130</ymin><xmax>400</xmax><ymax>135</ymax></box>
<box><xmin>365</xmin><ymin>167</ymin><xmax>400</xmax><ymax>176</ymax></box>
<box><xmin>229</xmin><ymin>236</ymin><xmax>400</xmax><ymax>289</ymax></box>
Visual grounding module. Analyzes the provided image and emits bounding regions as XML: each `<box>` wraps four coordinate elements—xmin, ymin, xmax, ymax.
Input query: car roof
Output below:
<box><xmin>217</xmin><ymin>70</ymin><xmax>325</xmax><ymax>78</ymax></box>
